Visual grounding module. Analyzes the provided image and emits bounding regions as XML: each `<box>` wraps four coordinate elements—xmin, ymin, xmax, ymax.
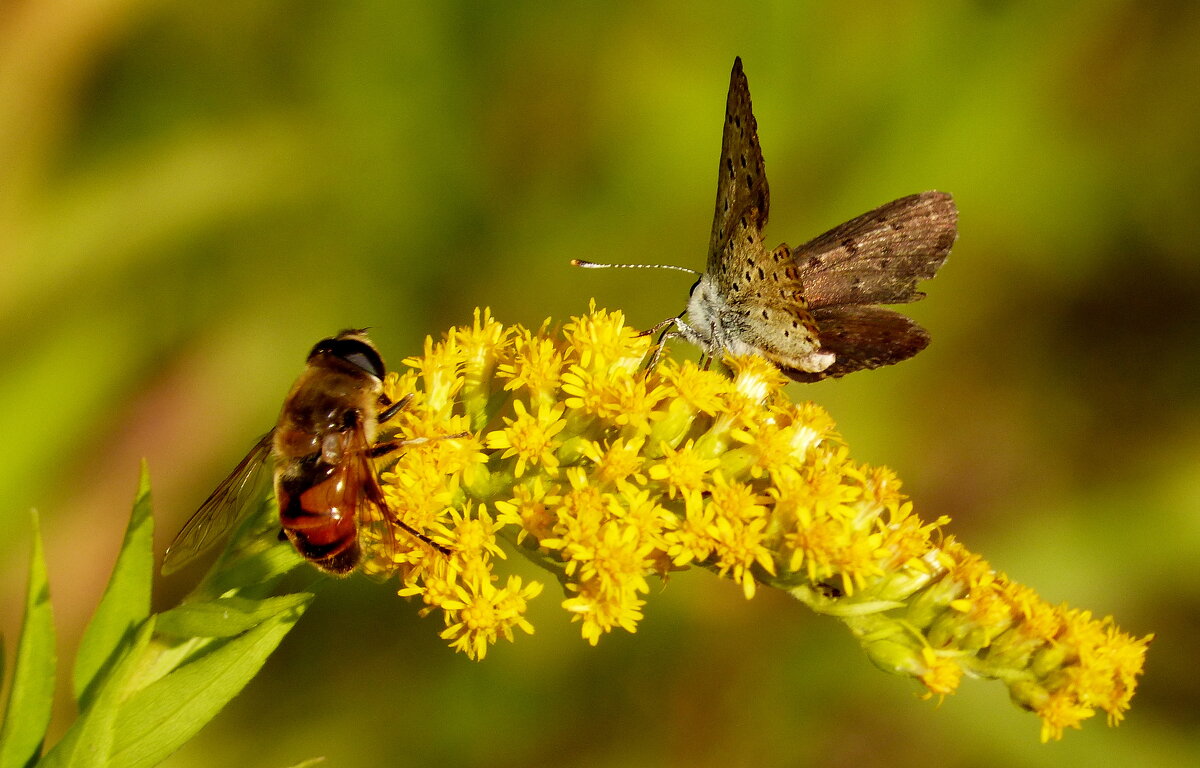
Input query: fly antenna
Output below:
<box><xmin>570</xmin><ymin>258</ymin><xmax>700</xmax><ymax>276</ymax></box>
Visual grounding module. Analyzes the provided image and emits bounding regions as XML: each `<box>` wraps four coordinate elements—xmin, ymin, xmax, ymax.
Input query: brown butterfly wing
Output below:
<box><xmin>793</xmin><ymin>191</ymin><xmax>957</xmax><ymax>309</ymax></box>
<box><xmin>702</xmin><ymin>60</ymin><xmax>828</xmax><ymax>370</ymax></box>
<box><xmin>707</xmin><ymin>56</ymin><xmax>770</xmax><ymax>289</ymax></box>
<box><xmin>783</xmin><ymin>306</ymin><xmax>931</xmax><ymax>382</ymax></box>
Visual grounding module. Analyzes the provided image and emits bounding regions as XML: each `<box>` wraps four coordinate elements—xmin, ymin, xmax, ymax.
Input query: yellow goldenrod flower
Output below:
<box><xmin>371</xmin><ymin>305</ymin><xmax>1151</xmax><ymax>741</ymax></box>
<box><xmin>496</xmin><ymin>326</ymin><xmax>564</xmax><ymax>405</ymax></box>
<box><xmin>647</xmin><ymin>439</ymin><xmax>721</xmax><ymax>498</ymax></box>
<box><xmin>485</xmin><ymin>399</ymin><xmax>568</xmax><ymax>478</ymax></box>
<box><xmin>438</xmin><ymin>573</ymin><xmax>542</xmax><ymax>661</ymax></box>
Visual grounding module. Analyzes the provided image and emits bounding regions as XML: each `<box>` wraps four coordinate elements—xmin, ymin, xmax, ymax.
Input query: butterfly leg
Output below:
<box><xmin>671</xmin><ymin>316</ymin><xmax>718</xmax><ymax>370</ymax></box>
<box><xmin>637</xmin><ymin>315</ymin><xmax>684</xmax><ymax>372</ymax></box>
<box><xmin>636</xmin><ymin>315</ymin><xmax>678</xmax><ymax>339</ymax></box>
<box><xmin>645</xmin><ymin>328</ymin><xmax>682</xmax><ymax>372</ymax></box>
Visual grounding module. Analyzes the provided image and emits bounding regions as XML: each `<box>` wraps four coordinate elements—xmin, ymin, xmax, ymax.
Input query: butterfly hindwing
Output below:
<box><xmin>783</xmin><ymin>305</ymin><xmax>931</xmax><ymax>382</ymax></box>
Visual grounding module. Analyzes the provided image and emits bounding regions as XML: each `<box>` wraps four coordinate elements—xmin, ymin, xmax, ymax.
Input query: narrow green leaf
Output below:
<box><xmin>40</xmin><ymin>618</ymin><xmax>156</xmax><ymax>768</ymax></box>
<box><xmin>156</xmin><ymin>594</ymin><xmax>314</xmax><ymax>638</ymax></box>
<box><xmin>108</xmin><ymin>594</ymin><xmax>312</xmax><ymax>768</ymax></box>
<box><xmin>281</xmin><ymin>758</ymin><xmax>326</xmax><ymax>768</ymax></box>
<box><xmin>74</xmin><ymin>463</ymin><xmax>154</xmax><ymax>708</ymax></box>
<box><xmin>0</xmin><ymin>511</ymin><xmax>57</xmax><ymax>768</ymax></box>
<box><xmin>198</xmin><ymin>537</ymin><xmax>301</xmax><ymax>601</ymax></box>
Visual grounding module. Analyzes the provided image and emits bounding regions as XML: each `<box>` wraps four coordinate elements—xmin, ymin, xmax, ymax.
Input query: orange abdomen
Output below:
<box><xmin>277</xmin><ymin>467</ymin><xmax>361</xmax><ymax>574</ymax></box>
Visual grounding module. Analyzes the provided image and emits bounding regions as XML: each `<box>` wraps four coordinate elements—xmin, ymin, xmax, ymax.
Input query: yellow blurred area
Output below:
<box><xmin>1</xmin><ymin>1</ymin><xmax>1196</xmax><ymax>766</ymax></box>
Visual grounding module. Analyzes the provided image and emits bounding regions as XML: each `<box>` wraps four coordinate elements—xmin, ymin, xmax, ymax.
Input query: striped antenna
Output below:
<box><xmin>571</xmin><ymin>258</ymin><xmax>700</xmax><ymax>276</ymax></box>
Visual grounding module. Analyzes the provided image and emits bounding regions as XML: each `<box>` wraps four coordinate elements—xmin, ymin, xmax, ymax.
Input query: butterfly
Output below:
<box><xmin>576</xmin><ymin>57</ymin><xmax>958</xmax><ymax>381</ymax></box>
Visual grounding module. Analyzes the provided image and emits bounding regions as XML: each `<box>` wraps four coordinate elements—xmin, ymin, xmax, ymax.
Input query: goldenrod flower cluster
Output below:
<box><xmin>365</xmin><ymin>306</ymin><xmax>1150</xmax><ymax>740</ymax></box>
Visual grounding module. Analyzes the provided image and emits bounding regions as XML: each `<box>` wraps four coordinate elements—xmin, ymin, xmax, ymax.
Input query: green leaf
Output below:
<box><xmin>156</xmin><ymin>594</ymin><xmax>314</xmax><ymax>638</ymax></box>
<box><xmin>74</xmin><ymin>463</ymin><xmax>154</xmax><ymax>708</ymax></box>
<box><xmin>107</xmin><ymin>594</ymin><xmax>312</xmax><ymax>768</ymax></box>
<box><xmin>40</xmin><ymin>618</ymin><xmax>156</xmax><ymax>768</ymax></box>
<box><xmin>0</xmin><ymin>511</ymin><xmax>57</xmax><ymax>768</ymax></box>
<box><xmin>199</xmin><ymin>537</ymin><xmax>301</xmax><ymax>600</ymax></box>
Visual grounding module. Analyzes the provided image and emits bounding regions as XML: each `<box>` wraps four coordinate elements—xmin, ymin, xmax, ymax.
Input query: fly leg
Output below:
<box><xmin>377</xmin><ymin>392</ymin><xmax>414</xmax><ymax>425</ymax></box>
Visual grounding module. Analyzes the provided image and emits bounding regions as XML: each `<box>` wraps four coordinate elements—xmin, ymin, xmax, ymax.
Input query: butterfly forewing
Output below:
<box><xmin>708</xmin><ymin>56</ymin><xmax>770</xmax><ymax>289</ymax></box>
<box><xmin>794</xmin><ymin>191</ymin><xmax>958</xmax><ymax>309</ymax></box>
<box><xmin>161</xmin><ymin>432</ymin><xmax>274</xmax><ymax>574</ymax></box>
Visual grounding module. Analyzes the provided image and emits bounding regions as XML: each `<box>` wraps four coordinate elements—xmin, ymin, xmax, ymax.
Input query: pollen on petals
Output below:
<box><xmin>370</xmin><ymin>306</ymin><xmax>1149</xmax><ymax>741</ymax></box>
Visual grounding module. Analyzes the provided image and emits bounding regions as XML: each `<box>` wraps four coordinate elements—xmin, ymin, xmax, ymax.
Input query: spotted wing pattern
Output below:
<box><xmin>793</xmin><ymin>191</ymin><xmax>958</xmax><ymax>309</ymax></box>
<box><xmin>707</xmin><ymin>56</ymin><xmax>770</xmax><ymax>290</ymax></box>
<box><xmin>783</xmin><ymin>306</ymin><xmax>931</xmax><ymax>382</ymax></box>
<box><xmin>696</xmin><ymin>58</ymin><xmax>956</xmax><ymax>380</ymax></box>
<box><xmin>705</xmin><ymin>58</ymin><xmax>827</xmax><ymax>368</ymax></box>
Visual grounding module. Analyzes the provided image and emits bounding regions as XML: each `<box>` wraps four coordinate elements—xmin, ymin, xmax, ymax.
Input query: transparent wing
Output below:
<box><xmin>161</xmin><ymin>432</ymin><xmax>273</xmax><ymax>575</ymax></box>
<box><xmin>793</xmin><ymin>191</ymin><xmax>958</xmax><ymax>309</ymax></box>
<box><xmin>783</xmin><ymin>306</ymin><xmax>931</xmax><ymax>382</ymax></box>
<box><xmin>707</xmin><ymin>56</ymin><xmax>770</xmax><ymax>286</ymax></box>
<box><xmin>339</xmin><ymin>425</ymin><xmax>398</xmax><ymax>569</ymax></box>
<box><xmin>354</xmin><ymin>424</ymin><xmax>450</xmax><ymax>559</ymax></box>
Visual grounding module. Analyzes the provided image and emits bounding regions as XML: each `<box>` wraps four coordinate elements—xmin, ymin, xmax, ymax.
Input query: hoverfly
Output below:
<box><xmin>162</xmin><ymin>329</ymin><xmax>450</xmax><ymax>576</ymax></box>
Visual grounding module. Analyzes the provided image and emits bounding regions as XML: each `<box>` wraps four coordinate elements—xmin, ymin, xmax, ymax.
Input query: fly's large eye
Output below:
<box><xmin>307</xmin><ymin>337</ymin><xmax>337</xmax><ymax>361</ymax></box>
<box><xmin>308</xmin><ymin>334</ymin><xmax>385</xmax><ymax>379</ymax></box>
<box><xmin>332</xmin><ymin>339</ymin><xmax>385</xmax><ymax>379</ymax></box>
<box><xmin>341</xmin><ymin>348</ymin><xmax>384</xmax><ymax>379</ymax></box>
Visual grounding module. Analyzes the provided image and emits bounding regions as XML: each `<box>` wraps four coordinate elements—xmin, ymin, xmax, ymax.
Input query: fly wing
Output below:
<box><xmin>161</xmin><ymin>432</ymin><xmax>273</xmax><ymax>575</ymax></box>
<box><xmin>342</xmin><ymin>425</ymin><xmax>398</xmax><ymax>570</ymax></box>
<box><xmin>793</xmin><ymin>191</ymin><xmax>957</xmax><ymax>309</ymax></box>
<box><xmin>783</xmin><ymin>306</ymin><xmax>931</xmax><ymax>382</ymax></box>
<box><xmin>707</xmin><ymin>57</ymin><xmax>770</xmax><ymax>289</ymax></box>
<box><xmin>354</xmin><ymin>424</ymin><xmax>451</xmax><ymax>559</ymax></box>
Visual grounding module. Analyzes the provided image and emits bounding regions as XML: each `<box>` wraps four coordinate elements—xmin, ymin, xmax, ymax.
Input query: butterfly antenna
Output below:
<box><xmin>570</xmin><ymin>258</ymin><xmax>700</xmax><ymax>276</ymax></box>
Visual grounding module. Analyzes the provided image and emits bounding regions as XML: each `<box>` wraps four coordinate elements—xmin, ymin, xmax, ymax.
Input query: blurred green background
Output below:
<box><xmin>2</xmin><ymin>1</ymin><xmax>1196</xmax><ymax>765</ymax></box>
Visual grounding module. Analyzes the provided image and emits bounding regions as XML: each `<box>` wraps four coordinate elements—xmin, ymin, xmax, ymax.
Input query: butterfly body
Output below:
<box><xmin>680</xmin><ymin>270</ymin><xmax>835</xmax><ymax>373</ymax></box>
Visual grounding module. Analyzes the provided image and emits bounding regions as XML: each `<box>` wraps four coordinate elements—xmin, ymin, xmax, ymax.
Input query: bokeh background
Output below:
<box><xmin>2</xmin><ymin>1</ymin><xmax>1196</xmax><ymax>766</ymax></box>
